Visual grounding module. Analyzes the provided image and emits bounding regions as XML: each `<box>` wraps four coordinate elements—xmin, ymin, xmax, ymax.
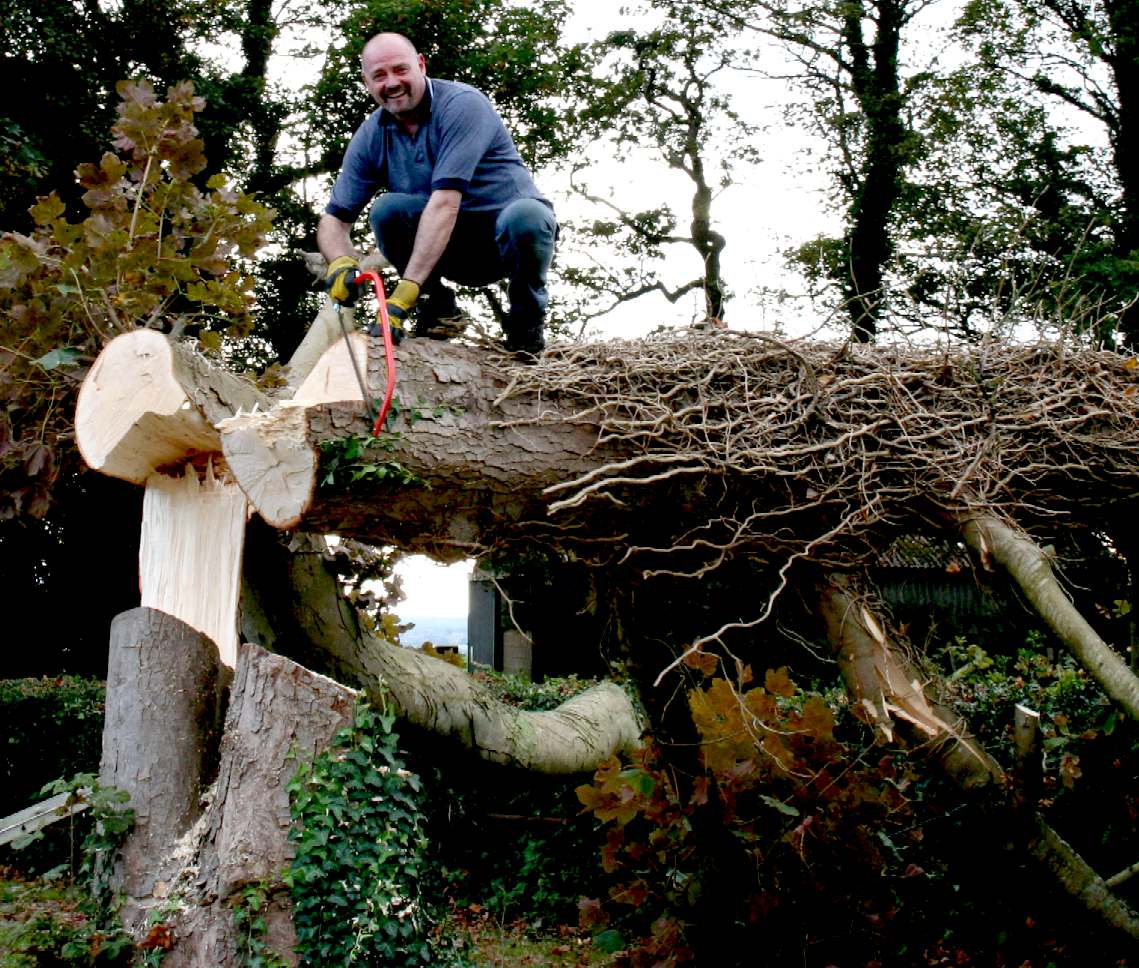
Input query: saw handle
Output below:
<box><xmin>354</xmin><ymin>269</ymin><xmax>398</xmax><ymax>437</ymax></box>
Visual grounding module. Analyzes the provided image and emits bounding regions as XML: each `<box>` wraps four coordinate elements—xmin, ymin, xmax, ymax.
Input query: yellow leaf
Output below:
<box><xmin>765</xmin><ymin>666</ymin><xmax>796</xmax><ymax>698</ymax></box>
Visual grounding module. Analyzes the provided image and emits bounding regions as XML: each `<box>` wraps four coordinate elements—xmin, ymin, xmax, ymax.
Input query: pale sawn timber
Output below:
<box><xmin>139</xmin><ymin>464</ymin><xmax>248</xmax><ymax>667</ymax></box>
<box><xmin>75</xmin><ymin>328</ymin><xmax>269</xmax><ymax>484</ymax></box>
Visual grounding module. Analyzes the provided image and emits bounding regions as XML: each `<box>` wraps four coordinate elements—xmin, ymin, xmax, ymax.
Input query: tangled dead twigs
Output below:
<box><xmin>490</xmin><ymin>332</ymin><xmax>1139</xmax><ymax>581</ymax></box>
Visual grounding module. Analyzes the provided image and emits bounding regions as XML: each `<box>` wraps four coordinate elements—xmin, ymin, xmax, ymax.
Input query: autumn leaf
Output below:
<box><xmin>611</xmin><ymin>878</ymin><xmax>649</xmax><ymax>907</ymax></box>
<box><xmin>765</xmin><ymin>666</ymin><xmax>796</xmax><ymax>698</ymax></box>
<box><xmin>578</xmin><ymin>897</ymin><xmax>608</xmax><ymax>930</ymax></box>
<box><xmin>682</xmin><ymin>646</ymin><xmax>718</xmax><ymax>676</ymax></box>
<box><xmin>800</xmin><ymin>695</ymin><xmax>835</xmax><ymax>741</ymax></box>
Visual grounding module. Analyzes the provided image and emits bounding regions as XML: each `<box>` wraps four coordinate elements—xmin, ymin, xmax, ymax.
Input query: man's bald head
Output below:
<box><xmin>361</xmin><ymin>32</ymin><xmax>418</xmax><ymax>64</ymax></box>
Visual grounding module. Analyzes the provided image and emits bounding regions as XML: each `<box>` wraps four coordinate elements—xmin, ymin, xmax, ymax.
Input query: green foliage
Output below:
<box><xmin>0</xmin><ymin>678</ymin><xmax>105</xmax><ymax>821</ymax></box>
<box><xmin>1</xmin><ymin>774</ymin><xmax>139</xmax><ymax>966</ymax></box>
<box><xmin>0</xmin><ymin>875</ymin><xmax>135</xmax><ymax>967</ymax></box>
<box><xmin>287</xmin><ymin>700</ymin><xmax>433</xmax><ymax>966</ymax></box>
<box><xmin>469</xmin><ymin>670</ymin><xmax>597</xmax><ymax>711</ymax></box>
<box><xmin>317</xmin><ymin>431</ymin><xmax>422</xmax><ymax>490</ymax></box>
<box><xmin>414</xmin><ymin>761</ymin><xmax>606</xmax><ymax>932</ymax></box>
<box><xmin>0</xmin><ymin>80</ymin><xmax>273</xmax><ymax>521</ymax></box>
<box><xmin>937</xmin><ymin>632</ymin><xmax>1126</xmax><ymax>802</ymax></box>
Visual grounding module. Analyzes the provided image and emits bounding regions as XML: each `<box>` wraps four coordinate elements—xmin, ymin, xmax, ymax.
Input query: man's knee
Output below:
<box><xmin>369</xmin><ymin>193</ymin><xmax>426</xmax><ymax>266</ymax></box>
<box><xmin>366</xmin><ymin>193</ymin><xmax>425</xmax><ymax>231</ymax></box>
<box><xmin>496</xmin><ymin>198</ymin><xmax>557</xmax><ymax>252</ymax></box>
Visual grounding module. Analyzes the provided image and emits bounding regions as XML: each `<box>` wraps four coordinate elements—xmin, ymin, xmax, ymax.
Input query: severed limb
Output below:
<box><xmin>815</xmin><ymin>571</ymin><xmax>1002</xmax><ymax>789</ymax></box>
<box><xmin>957</xmin><ymin>511</ymin><xmax>1139</xmax><ymax>721</ymax></box>
<box><xmin>240</xmin><ymin>525</ymin><xmax>643</xmax><ymax>774</ymax></box>
<box><xmin>816</xmin><ymin>571</ymin><xmax>1139</xmax><ymax>942</ymax></box>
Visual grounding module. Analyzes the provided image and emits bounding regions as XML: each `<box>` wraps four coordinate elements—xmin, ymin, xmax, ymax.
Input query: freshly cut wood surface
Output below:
<box><xmin>139</xmin><ymin>464</ymin><xmax>247</xmax><ymax>667</ymax></box>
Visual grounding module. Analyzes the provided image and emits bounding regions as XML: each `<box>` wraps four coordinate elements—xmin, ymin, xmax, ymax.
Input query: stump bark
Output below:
<box><xmin>100</xmin><ymin>609</ymin><xmax>357</xmax><ymax>964</ymax></box>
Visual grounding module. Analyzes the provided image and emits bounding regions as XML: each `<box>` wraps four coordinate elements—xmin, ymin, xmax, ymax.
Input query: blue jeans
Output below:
<box><xmin>369</xmin><ymin>193</ymin><xmax>557</xmax><ymax>340</ymax></box>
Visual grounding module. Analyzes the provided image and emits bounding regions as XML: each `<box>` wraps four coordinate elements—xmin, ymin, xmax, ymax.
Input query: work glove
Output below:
<box><xmin>368</xmin><ymin>278</ymin><xmax>420</xmax><ymax>341</ymax></box>
<box><xmin>324</xmin><ymin>255</ymin><xmax>361</xmax><ymax>306</ymax></box>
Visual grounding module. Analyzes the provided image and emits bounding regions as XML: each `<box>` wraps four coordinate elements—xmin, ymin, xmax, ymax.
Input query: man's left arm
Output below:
<box><xmin>403</xmin><ymin>188</ymin><xmax>462</xmax><ymax>285</ymax></box>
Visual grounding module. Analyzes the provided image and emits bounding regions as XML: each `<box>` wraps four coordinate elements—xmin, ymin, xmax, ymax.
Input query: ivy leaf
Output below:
<box><xmin>759</xmin><ymin>794</ymin><xmax>800</xmax><ymax>817</ymax></box>
<box><xmin>35</xmin><ymin>347</ymin><xmax>84</xmax><ymax>370</ymax></box>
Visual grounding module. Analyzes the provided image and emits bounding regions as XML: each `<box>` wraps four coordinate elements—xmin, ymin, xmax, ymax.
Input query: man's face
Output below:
<box><xmin>361</xmin><ymin>37</ymin><xmax>428</xmax><ymax>117</ymax></box>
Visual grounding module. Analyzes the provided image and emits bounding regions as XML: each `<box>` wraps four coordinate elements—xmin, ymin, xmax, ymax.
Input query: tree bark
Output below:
<box><xmin>163</xmin><ymin>642</ymin><xmax>357</xmax><ymax>968</ymax></box>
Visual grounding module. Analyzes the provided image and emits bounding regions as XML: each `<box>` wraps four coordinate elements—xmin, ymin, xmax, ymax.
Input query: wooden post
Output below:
<box><xmin>1012</xmin><ymin>703</ymin><xmax>1042</xmax><ymax>817</ymax></box>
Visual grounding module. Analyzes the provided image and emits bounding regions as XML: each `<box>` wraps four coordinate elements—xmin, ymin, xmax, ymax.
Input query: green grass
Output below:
<box><xmin>0</xmin><ymin>868</ymin><xmax>118</xmax><ymax>966</ymax></box>
<box><xmin>0</xmin><ymin>870</ymin><xmax>621</xmax><ymax>967</ymax></box>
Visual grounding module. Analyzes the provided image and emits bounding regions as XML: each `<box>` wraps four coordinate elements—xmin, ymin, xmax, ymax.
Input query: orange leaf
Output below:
<box><xmin>765</xmin><ymin>666</ymin><xmax>796</xmax><ymax>698</ymax></box>
<box><xmin>800</xmin><ymin>695</ymin><xmax>835</xmax><ymax>741</ymax></box>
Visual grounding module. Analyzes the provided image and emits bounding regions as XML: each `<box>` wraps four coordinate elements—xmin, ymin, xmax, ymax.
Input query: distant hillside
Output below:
<box><xmin>399</xmin><ymin>615</ymin><xmax>467</xmax><ymax>649</ymax></box>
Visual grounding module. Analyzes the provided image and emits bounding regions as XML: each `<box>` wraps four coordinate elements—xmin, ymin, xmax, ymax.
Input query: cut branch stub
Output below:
<box><xmin>75</xmin><ymin>329</ymin><xmax>269</xmax><ymax>483</ymax></box>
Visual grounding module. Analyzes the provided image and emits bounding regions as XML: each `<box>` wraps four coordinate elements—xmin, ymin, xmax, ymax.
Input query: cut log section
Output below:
<box><xmin>75</xmin><ymin>329</ymin><xmax>268</xmax><ymax>484</ymax></box>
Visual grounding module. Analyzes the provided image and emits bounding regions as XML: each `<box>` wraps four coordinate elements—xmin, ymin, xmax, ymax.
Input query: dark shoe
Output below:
<box><xmin>504</xmin><ymin>327</ymin><xmax>545</xmax><ymax>355</ymax></box>
<box><xmin>415</xmin><ymin>312</ymin><xmax>470</xmax><ymax>341</ymax></box>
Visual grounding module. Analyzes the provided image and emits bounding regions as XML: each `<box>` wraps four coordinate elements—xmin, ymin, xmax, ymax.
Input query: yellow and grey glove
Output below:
<box><xmin>324</xmin><ymin>255</ymin><xmax>361</xmax><ymax>306</ymax></box>
<box><xmin>370</xmin><ymin>278</ymin><xmax>421</xmax><ymax>340</ymax></box>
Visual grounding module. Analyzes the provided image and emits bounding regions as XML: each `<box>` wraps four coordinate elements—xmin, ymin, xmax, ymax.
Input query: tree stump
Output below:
<box><xmin>100</xmin><ymin>610</ymin><xmax>358</xmax><ymax>964</ymax></box>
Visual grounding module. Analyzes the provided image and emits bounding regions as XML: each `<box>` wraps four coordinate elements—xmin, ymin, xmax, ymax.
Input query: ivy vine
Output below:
<box><xmin>286</xmin><ymin>700</ymin><xmax>433</xmax><ymax>966</ymax></box>
<box><xmin>318</xmin><ymin>432</ymin><xmax>421</xmax><ymax>491</ymax></box>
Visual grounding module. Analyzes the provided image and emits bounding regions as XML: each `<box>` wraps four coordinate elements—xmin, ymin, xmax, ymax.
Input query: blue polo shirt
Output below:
<box><xmin>326</xmin><ymin>78</ymin><xmax>550</xmax><ymax>222</ymax></box>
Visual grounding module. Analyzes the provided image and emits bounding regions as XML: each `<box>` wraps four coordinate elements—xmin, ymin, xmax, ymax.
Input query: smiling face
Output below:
<box><xmin>361</xmin><ymin>33</ymin><xmax>428</xmax><ymax>118</ymax></box>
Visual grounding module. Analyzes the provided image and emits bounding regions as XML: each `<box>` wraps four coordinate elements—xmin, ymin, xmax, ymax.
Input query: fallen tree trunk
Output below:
<box><xmin>73</xmin><ymin>330</ymin><xmax>641</xmax><ymax>772</ymax></box>
<box><xmin>218</xmin><ymin>337</ymin><xmax>621</xmax><ymax>558</ymax></box>
<box><xmin>73</xmin><ymin>325</ymin><xmax>1139</xmax><ymax>951</ymax></box>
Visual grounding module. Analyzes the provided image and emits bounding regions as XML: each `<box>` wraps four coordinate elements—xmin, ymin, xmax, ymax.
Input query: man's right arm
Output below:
<box><xmin>318</xmin><ymin>213</ymin><xmax>357</xmax><ymax>263</ymax></box>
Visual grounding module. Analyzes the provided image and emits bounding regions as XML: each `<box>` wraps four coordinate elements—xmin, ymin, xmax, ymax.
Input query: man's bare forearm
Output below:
<box><xmin>318</xmin><ymin>214</ymin><xmax>356</xmax><ymax>263</ymax></box>
<box><xmin>403</xmin><ymin>189</ymin><xmax>462</xmax><ymax>283</ymax></box>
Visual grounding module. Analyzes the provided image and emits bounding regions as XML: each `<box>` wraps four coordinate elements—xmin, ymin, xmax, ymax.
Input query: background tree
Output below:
<box><xmin>952</xmin><ymin>0</ymin><xmax>1139</xmax><ymax>345</ymax></box>
<box><xmin>560</xmin><ymin>1</ymin><xmax>759</xmax><ymax>331</ymax></box>
<box><xmin>714</xmin><ymin>0</ymin><xmax>923</xmax><ymax>341</ymax></box>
